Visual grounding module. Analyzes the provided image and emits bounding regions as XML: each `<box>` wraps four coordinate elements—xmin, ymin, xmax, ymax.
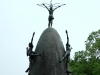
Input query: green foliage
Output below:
<box><xmin>85</xmin><ymin>29</ymin><xmax>100</xmax><ymax>57</ymax></box>
<box><xmin>70</xmin><ymin>29</ymin><xmax>100</xmax><ymax>75</ymax></box>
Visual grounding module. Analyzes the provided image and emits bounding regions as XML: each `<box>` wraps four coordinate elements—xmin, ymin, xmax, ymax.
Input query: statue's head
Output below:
<box><xmin>29</xmin><ymin>43</ymin><xmax>33</xmax><ymax>48</ymax></box>
<box><xmin>50</xmin><ymin>4</ymin><xmax>53</xmax><ymax>10</ymax></box>
<box><xmin>50</xmin><ymin>7</ymin><xmax>52</xmax><ymax>10</ymax></box>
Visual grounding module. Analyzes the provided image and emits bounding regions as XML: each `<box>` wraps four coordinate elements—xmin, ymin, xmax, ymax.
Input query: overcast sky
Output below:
<box><xmin>0</xmin><ymin>0</ymin><xmax>100</xmax><ymax>75</ymax></box>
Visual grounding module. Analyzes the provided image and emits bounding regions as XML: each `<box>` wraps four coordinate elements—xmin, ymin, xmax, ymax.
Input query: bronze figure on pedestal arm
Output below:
<box><xmin>37</xmin><ymin>0</ymin><xmax>66</xmax><ymax>27</ymax></box>
<box><xmin>59</xmin><ymin>30</ymin><xmax>72</xmax><ymax>74</ymax></box>
<box><xmin>25</xmin><ymin>32</ymin><xmax>41</xmax><ymax>75</ymax></box>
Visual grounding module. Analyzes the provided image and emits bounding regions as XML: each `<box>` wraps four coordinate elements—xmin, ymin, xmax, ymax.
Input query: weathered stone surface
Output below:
<box><xmin>30</xmin><ymin>27</ymin><xmax>70</xmax><ymax>75</ymax></box>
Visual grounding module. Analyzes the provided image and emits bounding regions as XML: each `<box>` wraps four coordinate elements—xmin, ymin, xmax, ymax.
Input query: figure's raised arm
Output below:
<box><xmin>53</xmin><ymin>4</ymin><xmax>66</xmax><ymax>11</ymax></box>
<box><xmin>37</xmin><ymin>4</ymin><xmax>43</xmax><ymax>7</ymax></box>
<box><xmin>37</xmin><ymin>4</ymin><xmax>49</xmax><ymax>9</ymax></box>
<box><xmin>66</xmin><ymin>30</ymin><xmax>69</xmax><ymax>46</ymax></box>
<box><xmin>42</xmin><ymin>3</ymin><xmax>49</xmax><ymax>11</ymax></box>
<box><xmin>31</xmin><ymin>32</ymin><xmax>35</xmax><ymax>44</ymax></box>
<box><xmin>26</xmin><ymin>47</ymin><xmax>28</xmax><ymax>56</ymax></box>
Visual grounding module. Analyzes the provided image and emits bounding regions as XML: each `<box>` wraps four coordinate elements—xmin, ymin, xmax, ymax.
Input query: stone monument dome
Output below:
<box><xmin>29</xmin><ymin>27</ymin><xmax>69</xmax><ymax>75</ymax></box>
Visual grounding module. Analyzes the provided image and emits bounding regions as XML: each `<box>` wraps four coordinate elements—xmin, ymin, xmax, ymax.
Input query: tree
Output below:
<box><xmin>70</xmin><ymin>29</ymin><xmax>100</xmax><ymax>75</ymax></box>
<box><xmin>85</xmin><ymin>29</ymin><xmax>100</xmax><ymax>58</ymax></box>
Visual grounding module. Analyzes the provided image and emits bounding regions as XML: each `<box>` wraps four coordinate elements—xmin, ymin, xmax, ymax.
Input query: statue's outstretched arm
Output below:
<box><xmin>42</xmin><ymin>3</ymin><xmax>49</xmax><ymax>11</ymax></box>
<box><xmin>66</xmin><ymin>30</ymin><xmax>69</xmax><ymax>45</ymax></box>
<box><xmin>37</xmin><ymin>4</ymin><xmax>46</xmax><ymax>8</ymax></box>
<box><xmin>26</xmin><ymin>47</ymin><xmax>28</xmax><ymax>56</ymax></box>
<box><xmin>31</xmin><ymin>32</ymin><xmax>35</xmax><ymax>44</ymax></box>
<box><xmin>53</xmin><ymin>4</ymin><xmax>66</xmax><ymax>11</ymax></box>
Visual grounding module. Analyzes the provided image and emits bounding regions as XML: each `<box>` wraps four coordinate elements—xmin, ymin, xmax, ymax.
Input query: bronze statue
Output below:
<box><xmin>25</xmin><ymin>32</ymin><xmax>41</xmax><ymax>75</ymax></box>
<box><xmin>37</xmin><ymin>0</ymin><xmax>66</xmax><ymax>27</ymax></box>
<box><xmin>59</xmin><ymin>30</ymin><xmax>72</xmax><ymax>74</ymax></box>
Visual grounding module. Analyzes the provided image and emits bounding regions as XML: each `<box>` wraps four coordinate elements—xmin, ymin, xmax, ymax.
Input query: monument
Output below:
<box><xmin>25</xmin><ymin>32</ymin><xmax>41</xmax><ymax>75</ymax></box>
<box><xmin>37</xmin><ymin>0</ymin><xmax>65</xmax><ymax>27</ymax></box>
<box><xmin>25</xmin><ymin>1</ymin><xmax>72</xmax><ymax>75</ymax></box>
